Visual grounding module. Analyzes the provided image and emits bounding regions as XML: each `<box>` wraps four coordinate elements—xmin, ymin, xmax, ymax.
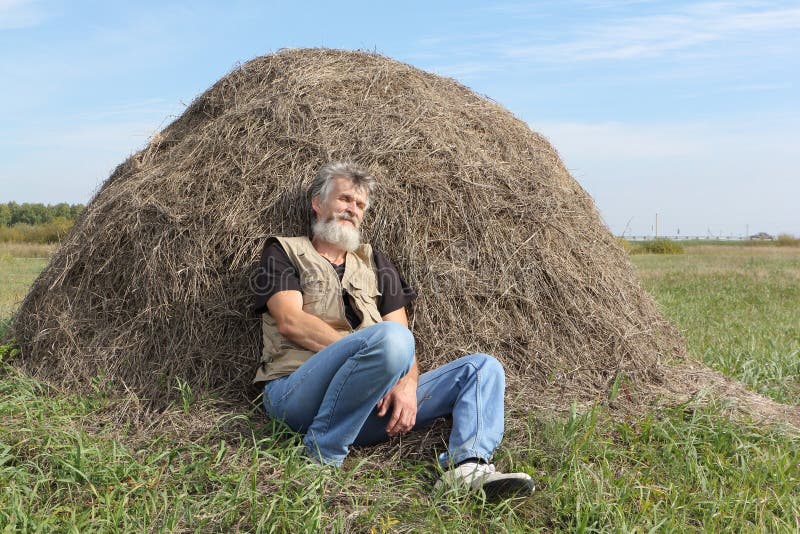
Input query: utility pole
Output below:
<box><xmin>655</xmin><ymin>213</ymin><xmax>659</xmax><ymax>239</ymax></box>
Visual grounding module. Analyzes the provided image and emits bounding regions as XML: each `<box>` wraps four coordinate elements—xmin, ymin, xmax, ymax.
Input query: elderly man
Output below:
<box><xmin>252</xmin><ymin>162</ymin><xmax>534</xmax><ymax>498</ymax></box>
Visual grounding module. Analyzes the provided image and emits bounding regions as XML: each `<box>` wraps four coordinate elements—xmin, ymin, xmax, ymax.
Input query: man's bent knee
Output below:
<box><xmin>366</xmin><ymin>322</ymin><xmax>415</xmax><ymax>376</ymax></box>
<box><xmin>466</xmin><ymin>353</ymin><xmax>505</xmax><ymax>380</ymax></box>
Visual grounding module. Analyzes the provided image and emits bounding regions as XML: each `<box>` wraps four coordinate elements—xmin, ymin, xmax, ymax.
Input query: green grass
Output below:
<box><xmin>632</xmin><ymin>245</ymin><xmax>800</xmax><ymax>405</ymax></box>
<box><xmin>1</xmin><ymin>243</ymin><xmax>799</xmax><ymax>532</ymax></box>
<box><xmin>629</xmin><ymin>239</ymin><xmax>685</xmax><ymax>255</ymax></box>
<box><xmin>0</xmin><ymin>243</ymin><xmax>53</xmax><ymax>336</ymax></box>
<box><xmin>632</xmin><ymin>238</ymin><xmax>796</xmax><ymax>248</ymax></box>
<box><xmin>532</xmin><ymin>403</ymin><xmax>800</xmax><ymax>531</ymax></box>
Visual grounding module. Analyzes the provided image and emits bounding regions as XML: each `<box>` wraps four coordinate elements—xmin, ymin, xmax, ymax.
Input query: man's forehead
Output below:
<box><xmin>330</xmin><ymin>176</ymin><xmax>368</xmax><ymax>199</ymax></box>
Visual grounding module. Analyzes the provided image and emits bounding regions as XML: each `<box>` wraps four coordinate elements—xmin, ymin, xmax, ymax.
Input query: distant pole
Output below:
<box><xmin>655</xmin><ymin>213</ymin><xmax>658</xmax><ymax>239</ymax></box>
<box><xmin>746</xmin><ymin>224</ymin><xmax>749</xmax><ymax>240</ymax></box>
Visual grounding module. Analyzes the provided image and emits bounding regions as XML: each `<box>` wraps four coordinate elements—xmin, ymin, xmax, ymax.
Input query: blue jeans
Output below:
<box><xmin>263</xmin><ymin>322</ymin><xmax>506</xmax><ymax>467</ymax></box>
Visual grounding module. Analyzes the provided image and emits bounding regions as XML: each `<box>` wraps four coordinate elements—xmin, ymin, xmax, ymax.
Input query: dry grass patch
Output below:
<box><xmin>0</xmin><ymin>242</ymin><xmax>56</xmax><ymax>259</ymax></box>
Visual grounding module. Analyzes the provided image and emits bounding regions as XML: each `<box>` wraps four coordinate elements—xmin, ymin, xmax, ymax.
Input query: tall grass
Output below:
<box><xmin>776</xmin><ymin>233</ymin><xmax>800</xmax><ymax>247</ymax></box>
<box><xmin>531</xmin><ymin>402</ymin><xmax>800</xmax><ymax>531</ymax></box>
<box><xmin>629</xmin><ymin>239</ymin><xmax>685</xmax><ymax>255</ymax></box>
<box><xmin>1</xmin><ymin>244</ymin><xmax>799</xmax><ymax>531</ymax></box>
<box><xmin>0</xmin><ymin>218</ymin><xmax>74</xmax><ymax>244</ymax></box>
<box><xmin>1</xmin><ymin>357</ymin><xmax>797</xmax><ymax>532</ymax></box>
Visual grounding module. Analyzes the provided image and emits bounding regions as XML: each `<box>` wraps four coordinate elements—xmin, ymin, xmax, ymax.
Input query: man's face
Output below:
<box><xmin>312</xmin><ymin>176</ymin><xmax>368</xmax><ymax>228</ymax></box>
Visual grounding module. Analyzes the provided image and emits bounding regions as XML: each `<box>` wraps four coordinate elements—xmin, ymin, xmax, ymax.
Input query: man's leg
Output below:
<box><xmin>354</xmin><ymin>353</ymin><xmax>505</xmax><ymax>467</ymax></box>
<box><xmin>355</xmin><ymin>353</ymin><xmax>534</xmax><ymax>498</ymax></box>
<box><xmin>263</xmin><ymin>322</ymin><xmax>415</xmax><ymax>466</ymax></box>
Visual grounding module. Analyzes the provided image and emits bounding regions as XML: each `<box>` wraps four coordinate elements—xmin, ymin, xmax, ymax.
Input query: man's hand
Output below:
<box><xmin>376</xmin><ymin>374</ymin><xmax>418</xmax><ymax>437</ymax></box>
<box><xmin>377</xmin><ymin>308</ymin><xmax>418</xmax><ymax>436</ymax></box>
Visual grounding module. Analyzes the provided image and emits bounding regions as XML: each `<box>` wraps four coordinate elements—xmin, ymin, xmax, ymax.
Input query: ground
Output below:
<box><xmin>1</xmin><ymin>242</ymin><xmax>798</xmax><ymax>532</ymax></box>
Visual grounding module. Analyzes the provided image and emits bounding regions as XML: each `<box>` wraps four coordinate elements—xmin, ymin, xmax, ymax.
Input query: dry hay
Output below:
<box><xmin>13</xmin><ymin>48</ymin><xmax>686</xmax><ymax>412</ymax></box>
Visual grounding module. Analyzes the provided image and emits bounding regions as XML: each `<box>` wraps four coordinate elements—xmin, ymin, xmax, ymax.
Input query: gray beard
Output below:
<box><xmin>312</xmin><ymin>217</ymin><xmax>361</xmax><ymax>252</ymax></box>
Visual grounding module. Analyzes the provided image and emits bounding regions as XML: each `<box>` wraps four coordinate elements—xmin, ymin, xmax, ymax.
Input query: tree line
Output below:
<box><xmin>0</xmin><ymin>202</ymin><xmax>85</xmax><ymax>227</ymax></box>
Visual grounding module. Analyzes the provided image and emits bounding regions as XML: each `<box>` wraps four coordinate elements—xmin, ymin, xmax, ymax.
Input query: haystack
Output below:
<box><xmin>13</xmin><ymin>48</ymin><xmax>685</xmax><ymax>409</ymax></box>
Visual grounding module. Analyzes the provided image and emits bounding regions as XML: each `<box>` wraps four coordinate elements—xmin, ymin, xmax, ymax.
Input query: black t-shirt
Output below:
<box><xmin>252</xmin><ymin>239</ymin><xmax>417</xmax><ymax>328</ymax></box>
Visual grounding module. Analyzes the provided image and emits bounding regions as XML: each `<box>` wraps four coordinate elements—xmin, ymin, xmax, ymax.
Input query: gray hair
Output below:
<box><xmin>310</xmin><ymin>161</ymin><xmax>377</xmax><ymax>209</ymax></box>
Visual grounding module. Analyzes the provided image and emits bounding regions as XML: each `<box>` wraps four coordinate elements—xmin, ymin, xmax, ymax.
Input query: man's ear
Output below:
<box><xmin>311</xmin><ymin>195</ymin><xmax>321</xmax><ymax>218</ymax></box>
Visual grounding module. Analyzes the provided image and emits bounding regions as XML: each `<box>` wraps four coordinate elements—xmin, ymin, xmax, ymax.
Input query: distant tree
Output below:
<box><xmin>5</xmin><ymin>202</ymin><xmax>19</xmax><ymax>226</ymax></box>
<box><xmin>0</xmin><ymin>202</ymin><xmax>86</xmax><ymax>226</ymax></box>
<box><xmin>12</xmin><ymin>203</ymin><xmax>47</xmax><ymax>225</ymax></box>
<box><xmin>0</xmin><ymin>204</ymin><xmax>11</xmax><ymax>226</ymax></box>
<box><xmin>32</xmin><ymin>203</ymin><xmax>49</xmax><ymax>224</ymax></box>
<box><xmin>9</xmin><ymin>202</ymin><xmax>28</xmax><ymax>225</ymax></box>
<box><xmin>69</xmin><ymin>204</ymin><xmax>85</xmax><ymax>219</ymax></box>
<box><xmin>52</xmin><ymin>202</ymin><xmax>72</xmax><ymax>219</ymax></box>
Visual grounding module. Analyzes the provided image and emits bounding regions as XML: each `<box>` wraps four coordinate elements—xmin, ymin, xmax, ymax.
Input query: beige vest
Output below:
<box><xmin>254</xmin><ymin>236</ymin><xmax>383</xmax><ymax>382</ymax></box>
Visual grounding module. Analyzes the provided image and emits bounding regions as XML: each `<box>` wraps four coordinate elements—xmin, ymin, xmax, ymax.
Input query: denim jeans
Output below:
<box><xmin>263</xmin><ymin>322</ymin><xmax>505</xmax><ymax>467</ymax></box>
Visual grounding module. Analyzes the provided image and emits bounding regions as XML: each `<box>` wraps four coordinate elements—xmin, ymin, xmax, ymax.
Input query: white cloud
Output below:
<box><xmin>0</xmin><ymin>98</ymin><xmax>177</xmax><ymax>148</ymax></box>
<box><xmin>74</xmin><ymin>98</ymin><xmax>176</xmax><ymax>122</ymax></box>
<box><xmin>427</xmin><ymin>62</ymin><xmax>498</xmax><ymax>79</ymax></box>
<box><xmin>534</xmin><ymin>117</ymin><xmax>800</xmax><ymax>236</ymax></box>
<box><xmin>0</xmin><ymin>0</ymin><xmax>48</xmax><ymax>29</ymax></box>
<box><xmin>0</xmin><ymin>99</ymin><xmax>178</xmax><ymax>203</ymax></box>
<box><xmin>0</xmin><ymin>118</ymin><xmax>157</xmax><ymax>204</ymax></box>
<box><xmin>502</xmin><ymin>2</ymin><xmax>800</xmax><ymax>62</ymax></box>
<box><xmin>680</xmin><ymin>81</ymin><xmax>793</xmax><ymax>99</ymax></box>
<box><xmin>536</xmin><ymin>121</ymin><xmax>706</xmax><ymax>159</ymax></box>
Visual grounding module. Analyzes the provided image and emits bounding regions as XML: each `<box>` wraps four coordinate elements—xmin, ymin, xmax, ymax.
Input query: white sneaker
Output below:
<box><xmin>435</xmin><ymin>462</ymin><xmax>535</xmax><ymax>499</ymax></box>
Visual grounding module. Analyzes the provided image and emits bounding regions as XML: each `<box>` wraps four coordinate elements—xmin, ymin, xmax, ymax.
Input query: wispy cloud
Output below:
<box><xmin>0</xmin><ymin>0</ymin><xmax>49</xmax><ymax>29</ymax></box>
<box><xmin>502</xmin><ymin>2</ymin><xmax>800</xmax><ymax>62</ymax></box>
<box><xmin>427</xmin><ymin>62</ymin><xmax>498</xmax><ymax>79</ymax></box>
<box><xmin>475</xmin><ymin>0</ymin><xmax>662</xmax><ymax>18</ymax></box>
<box><xmin>73</xmin><ymin>98</ymin><xmax>176</xmax><ymax>122</ymax></box>
<box><xmin>537</xmin><ymin>120</ymin><xmax>707</xmax><ymax>159</ymax></box>
<box><xmin>0</xmin><ymin>116</ymin><xmax>162</xmax><ymax>203</ymax></box>
<box><xmin>0</xmin><ymin>98</ymin><xmax>177</xmax><ymax>150</ymax></box>
<box><xmin>680</xmin><ymin>81</ymin><xmax>793</xmax><ymax>99</ymax></box>
<box><xmin>721</xmin><ymin>82</ymin><xmax>792</xmax><ymax>92</ymax></box>
<box><xmin>539</xmin><ymin>113</ymin><xmax>800</xmax><ymax>162</ymax></box>
<box><xmin>534</xmin><ymin>116</ymin><xmax>800</xmax><ymax>235</ymax></box>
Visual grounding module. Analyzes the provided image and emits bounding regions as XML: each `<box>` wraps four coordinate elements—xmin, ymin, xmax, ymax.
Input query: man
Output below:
<box><xmin>252</xmin><ymin>161</ymin><xmax>534</xmax><ymax>498</ymax></box>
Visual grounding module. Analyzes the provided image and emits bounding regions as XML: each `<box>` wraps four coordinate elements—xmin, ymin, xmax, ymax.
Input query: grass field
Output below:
<box><xmin>1</xmin><ymin>242</ymin><xmax>799</xmax><ymax>532</ymax></box>
<box><xmin>634</xmin><ymin>245</ymin><xmax>800</xmax><ymax>405</ymax></box>
<box><xmin>0</xmin><ymin>244</ymin><xmax>54</xmax><ymax>333</ymax></box>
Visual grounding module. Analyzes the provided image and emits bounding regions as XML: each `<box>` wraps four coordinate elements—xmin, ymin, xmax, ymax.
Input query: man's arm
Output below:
<box><xmin>376</xmin><ymin>307</ymin><xmax>419</xmax><ymax>436</ymax></box>
<box><xmin>266</xmin><ymin>290</ymin><xmax>344</xmax><ymax>352</ymax></box>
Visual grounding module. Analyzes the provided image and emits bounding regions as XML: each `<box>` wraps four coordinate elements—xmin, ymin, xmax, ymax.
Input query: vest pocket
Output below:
<box><xmin>301</xmin><ymin>278</ymin><xmax>328</xmax><ymax>307</ymax></box>
<box><xmin>351</xmin><ymin>286</ymin><xmax>383</xmax><ymax>325</ymax></box>
<box><xmin>360</xmin><ymin>294</ymin><xmax>383</xmax><ymax>324</ymax></box>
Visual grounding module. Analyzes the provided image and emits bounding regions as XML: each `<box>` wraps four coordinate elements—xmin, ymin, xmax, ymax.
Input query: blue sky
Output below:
<box><xmin>1</xmin><ymin>0</ymin><xmax>797</xmax><ymax>236</ymax></box>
